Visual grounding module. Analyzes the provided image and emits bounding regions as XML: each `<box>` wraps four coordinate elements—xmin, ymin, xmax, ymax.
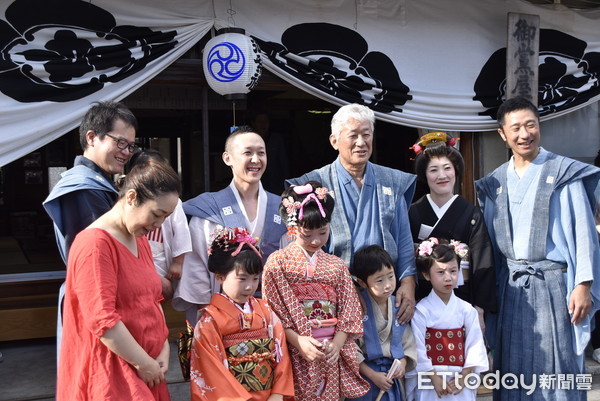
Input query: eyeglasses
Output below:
<box><xmin>104</xmin><ymin>133</ymin><xmax>138</xmax><ymax>153</ymax></box>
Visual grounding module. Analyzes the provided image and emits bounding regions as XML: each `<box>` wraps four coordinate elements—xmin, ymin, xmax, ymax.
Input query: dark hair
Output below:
<box><xmin>125</xmin><ymin>149</ymin><xmax>166</xmax><ymax>174</ymax></box>
<box><xmin>207</xmin><ymin>241</ymin><xmax>263</xmax><ymax>276</ymax></box>
<box><xmin>352</xmin><ymin>245</ymin><xmax>395</xmax><ymax>284</ymax></box>
<box><xmin>118</xmin><ymin>158</ymin><xmax>181</xmax><ymax>204</ymax></box>
<box><xmin>224</xmin><ymin>125</ymin><xmax>260</xmax><ymax>152</ymax></box>
<box><xmin>497</xmin><ymin>97</ymin><xmax>539</xmax><ymax>130</ymax></box>
<box><xmin>415</xmin><ymin>240</ymin><xmax>459</xmax><ymax>275</ymax></box>
<box><xmin>280</xmin><ymin>180</ymin><xmax>335</xmax><ymax>230</ymax></box>
<box><xmin>79</xmin><ymin>101</ymin><xmax>138</xmax><ymax>150</ymax></box>
<box><xmin>594</xmin><ymin>150</ymin><xmax>600</xmax><ymax>168</ymax></box>
<box><xmin>414</xmin><ymin>141</ymin><xmax>464</xmax><ymax>183</ymax></box>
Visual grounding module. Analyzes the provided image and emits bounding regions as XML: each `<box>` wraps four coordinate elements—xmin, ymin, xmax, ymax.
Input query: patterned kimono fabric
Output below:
<box><xmin>408</xmin><ymin>195</ymin><xmax>496</xmax><ymax>312</ymax></box>
<box><xmin>263</xmin><ymin>243</ymin><xmax>369</xmax><ymax>401</ymax></box>
<box><xmin>190</xmin><ymin>294</ymin><xmax>294</xmax><ymax>401</ymax></box>
<box><xmin>485</xmin><ymin>156</ymin><xmax>585</xmax><ymax>401</ymax></box>
<box><xmin>351</xmin><ymin>288</ymin><xmax>406</xmax><ymax>401</ymax></box>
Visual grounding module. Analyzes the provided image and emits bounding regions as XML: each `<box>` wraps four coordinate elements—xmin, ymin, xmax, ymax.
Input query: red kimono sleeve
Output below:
<box><xmin>190</xmin><ymin>310</ymin><xmax>250</xmax><ymax>401</ymax></box>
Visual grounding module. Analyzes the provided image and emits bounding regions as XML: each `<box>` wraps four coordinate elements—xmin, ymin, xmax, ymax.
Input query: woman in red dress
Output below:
<box><xmin>57</xmin><ymin>158</ymin><xmax>181</xmax><ymax>401</ymax></box>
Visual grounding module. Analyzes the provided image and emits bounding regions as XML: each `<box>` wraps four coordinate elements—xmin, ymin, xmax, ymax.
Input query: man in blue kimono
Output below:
<box><xmin>43</xmin><ymin>101</ymin><xmax>138</xmax><ymax>359</ymax></box>
<box><xmin>288</xmin><ymin>104</ymin><xmax>417</xmax><ymax>324</ymax></box>
<box><xmin>476</xmin><ymin>97</ymin><xmax>600</xmax><ymax>401</ymax></box>
<box><xmin>173</xmin><ymin>126</ymin><xmax>286</xmax><ymax>325</ymax></box>
<box><xmin>44</xmin><ymin>101</ymin><xmax>138</xmax><ymax>262</ymax></box>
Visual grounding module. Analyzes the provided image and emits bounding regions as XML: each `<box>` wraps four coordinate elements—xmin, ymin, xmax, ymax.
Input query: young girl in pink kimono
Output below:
<box><xmin>262</xmin><ymin>181</ymin><xmax>369</xmax><ymax>401</ymax></box>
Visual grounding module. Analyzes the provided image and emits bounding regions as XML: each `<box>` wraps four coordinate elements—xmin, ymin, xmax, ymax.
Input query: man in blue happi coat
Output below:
<box><xmin>476</xmin><ymin>96</ymin><xmax>600</xmax><ymax>401</ymax></box>
<box><xmin>43</xmin><ymin>101</ymin><xmax>138</xmax><ymax>358</ymax></box>
<box><xmin>173</xmin><ymin>126</ymin><xmax>286</xmax><ymax>325</ymax></box>
<box><xmin>288</xmin><ymin>103</ymin><xmax>418</xmax><ymax>324</ymax></box>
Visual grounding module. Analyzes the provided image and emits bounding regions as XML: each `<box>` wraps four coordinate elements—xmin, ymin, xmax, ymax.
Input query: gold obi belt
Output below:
<box><xmin>222</xmin><ymin>327</ymin><xmax>276</xmax><ymax>392</ymax></box>
<box><xmin>425</xmin><ymin>327</ymin><xmax>466</xmax><ymax>367</ymax></box>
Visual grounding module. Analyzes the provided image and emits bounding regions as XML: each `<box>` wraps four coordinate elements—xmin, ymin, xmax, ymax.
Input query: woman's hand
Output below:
<box><xmin>135</xmin><ymin>358</ymin><xmax>165</xmax><ymax>388</ymax></box>
<box><xmin>156</xmin><ymin>339</ymin><xmax>170</xmax><ymax>377</ymax></box>
<box><xmin>100</xmin><ymin>321</ymin><xmax>168</xmax><ymax>389</ymax></box>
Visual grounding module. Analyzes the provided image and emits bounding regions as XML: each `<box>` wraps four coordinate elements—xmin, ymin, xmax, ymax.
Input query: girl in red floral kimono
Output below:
<box><xmin>190</xmin><ymin>227</ymin><xmax>294</xmax><ymax>401</ymax></box>
<box><xmin>263</xmin><ymin>181</ymin><xmax>369</xmax><ymax>401</ymax></box>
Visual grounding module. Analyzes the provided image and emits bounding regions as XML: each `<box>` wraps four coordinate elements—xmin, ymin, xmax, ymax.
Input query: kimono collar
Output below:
<box><xmin>217</xmin><ymin>293</ymin><xmax>253</xmax><ymax>313</ymax></box>
<box><xmin>334</xmin><ymin>157</ymin><xmax>374</xmax><ymax>191</ymax></box>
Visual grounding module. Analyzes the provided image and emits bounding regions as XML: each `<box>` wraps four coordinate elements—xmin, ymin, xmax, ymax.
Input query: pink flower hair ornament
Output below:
<box><xmin>416</xmin><ymin>237</ymin><xmax>469</xmax><ymax>259</ymax></box>
<box><xmin>208</xmin><ymin>227</ymin><xmax>261</xmax><ymax>259</ymax></box>
<box><xmin>283</xmin><ymin>184</ymin><xmax>330</xmax><ymax>240</ymax></box>
<box><xmin>417</xmin><ymin>237</ymin><xmax>439</xmax><ymax>256</ymax></box>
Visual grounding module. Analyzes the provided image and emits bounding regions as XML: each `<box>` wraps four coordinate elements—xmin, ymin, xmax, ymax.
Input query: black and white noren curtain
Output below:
<box><xmin>1</xmin><ymin>0</ymin><xmax>599</xmax><ymax>166</ymax></box>
<box><xmin>216</xmin><ymin>0</ymin><xmax>599</xmax><ymax>129</ymax></box>
<box><xmin>0</xmin><ymin>0</ymin><xmax>213</xmax><ymax>166</ymax></box>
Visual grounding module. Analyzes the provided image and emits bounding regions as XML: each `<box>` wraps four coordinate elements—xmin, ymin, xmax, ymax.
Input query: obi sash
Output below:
<box><xmin>292</xmin><ymin>282</ymin><xmax>338</xmax><ymax>340</ymax></box>
<box><xmin>222</xmin><ymin>327</ymin><xmax>276</xmax><ymax>392</ymax></box>
<box><xmin>425</xmin><ymin>327</ymin><xmax>465</xmax><ymax>367</ymax></box>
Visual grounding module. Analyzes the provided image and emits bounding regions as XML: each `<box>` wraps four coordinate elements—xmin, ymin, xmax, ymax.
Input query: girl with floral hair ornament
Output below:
<box><xmin>190</xmin><ymin>227</ymin><xmax>294</xmax><ymax>401</ymax></box>
<box><xmin>407</xmin><ymin>238</ymin><xmax>488</xmax><ymax>401</ymax></box>
<box><xmin>262</xmin><ymin>181</ymin><xmax>369</xmax><ymax>401</ymax></box>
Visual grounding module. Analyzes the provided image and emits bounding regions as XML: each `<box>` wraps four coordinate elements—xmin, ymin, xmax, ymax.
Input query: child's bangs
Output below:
<box><xmin>233</xmin><ymin>247</ymin><xmax>264</xmax><ymax>275</ymax></box>
<box><xmin>298</xmin><ymin>204</ymin><xmax>329</xmax><ymax>230</ymax></box>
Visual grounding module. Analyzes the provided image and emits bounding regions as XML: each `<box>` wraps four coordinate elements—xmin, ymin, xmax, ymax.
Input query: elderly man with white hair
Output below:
<box><xmin>288</xmin><ymin>103</ymin><xmax>418</xmax><ymax>323</ymax></box>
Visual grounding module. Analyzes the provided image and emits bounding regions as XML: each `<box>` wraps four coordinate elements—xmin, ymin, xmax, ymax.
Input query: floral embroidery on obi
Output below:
<box><xmin>302</xmin><ymin>299</ymin><xmax>336</xmax><ymax>321</ymax></box>
<box><xmin>292</xmin><ymin>282</ymin><xmax>338</xmax><ymax>322</ymax></box>
<box><xmin>222</xmin><ymin>327</ymin><xmax>276</xmax><ymax>392</ymax></box>
<box><xmin>425</xmin><ymin>327</ymin><xmax>465</xmax><ymax>366</ymax></box>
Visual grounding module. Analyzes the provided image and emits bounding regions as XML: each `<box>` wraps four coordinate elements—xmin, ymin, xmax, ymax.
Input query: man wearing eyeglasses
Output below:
<box><xmin>44</xmin><ymin>101</ymin><xmax>138</xmax><ymax>262</ymax></box>
<box><xmin>43</xmin><ymin>101</ymin><xmax>137</xmax><ymax>361</ymax></box>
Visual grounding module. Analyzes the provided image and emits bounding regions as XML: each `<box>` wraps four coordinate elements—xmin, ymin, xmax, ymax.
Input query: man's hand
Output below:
<box><xmin>569</xmin><ymin>281</ymin><xmax>592</xmax><ymax>325</ymax></box>
<box><xmin>395</xmin><ymin>276</ymin><xmax>416</xmax><ymax>324</ymax></box>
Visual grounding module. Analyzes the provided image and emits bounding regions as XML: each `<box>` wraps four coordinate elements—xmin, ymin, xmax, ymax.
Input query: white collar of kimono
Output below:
<box><xmin>429</xmin><ymin>288</ymin><xmax>457</xmax><ymax>306</ymax></box>
<box><xmin>297</xmin><ymin>243</ymin><xmax>319</xmax><ymax>265</ymax></box>
<box><xmin>228</xmin><ymin>180</ymin><xmax>266</xmax><ymax>236</ymax></box>
<box><xmin>426</xmin><ymin>194</ymin><xmax>459</xmax><ymax>219</ymax></box>
<box><xmin>217</xmin><ymin>292</ymin><xmax>253</xmax><ymax>313</ymax></box>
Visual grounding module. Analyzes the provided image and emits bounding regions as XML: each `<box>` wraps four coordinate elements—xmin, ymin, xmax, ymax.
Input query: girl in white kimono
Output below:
<box><xmin>408</xmin><ymin>238</ymin><xmax>488</xmax><ymax>401</ymax></box>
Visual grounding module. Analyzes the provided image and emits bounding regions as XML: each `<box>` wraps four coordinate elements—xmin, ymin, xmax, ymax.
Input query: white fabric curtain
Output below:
<box><xmin>1</xmin><ymin>0</ymin><xmax>599</xmax><ymax>166</ymax></box>
<box><xmin>0</xmin><ymin>0</ymin><xmax>214</xmax><ymax>166</ymax></box>
<box><xmin>211</xmin><ymin>0</ymin><xmax>600</xmax><ymax>132</ymax></box>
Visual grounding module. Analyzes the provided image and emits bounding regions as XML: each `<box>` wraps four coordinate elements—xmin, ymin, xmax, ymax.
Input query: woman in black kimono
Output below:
<box><xmin>409</xmin><ymin>132</ymin><xmax>496</xmax><ymax>316</ymax></box>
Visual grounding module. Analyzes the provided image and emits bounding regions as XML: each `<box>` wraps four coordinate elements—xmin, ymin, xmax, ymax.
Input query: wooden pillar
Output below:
<box><xmin>506</xmin><ymin>13</ymin><xmax>540</xmax><ymax>105</ymax></box>
<box><xmin>459</xmin><ymin>133</ymin><xmax>477</xmax><ymax>205</ymax></box>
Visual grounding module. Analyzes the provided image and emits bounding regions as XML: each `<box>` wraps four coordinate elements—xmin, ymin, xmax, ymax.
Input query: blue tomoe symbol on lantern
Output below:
<box><xmin>207</xmin><ymin>42</ymin><xmax>246</xmax><ymax>82</ymax></box>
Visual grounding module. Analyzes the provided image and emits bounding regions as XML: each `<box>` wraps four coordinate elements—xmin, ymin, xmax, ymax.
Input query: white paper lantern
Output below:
<box><xmin>203</xmin><ymin>27</ymin><xmax>262</xmax><ymax>100</ymax></box>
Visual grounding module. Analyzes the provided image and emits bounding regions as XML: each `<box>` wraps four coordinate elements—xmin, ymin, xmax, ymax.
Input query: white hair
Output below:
<box><xmin>330</xmin><ymin>103</ymin><xmax>375</xmax><ymax>140</ymax></box>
